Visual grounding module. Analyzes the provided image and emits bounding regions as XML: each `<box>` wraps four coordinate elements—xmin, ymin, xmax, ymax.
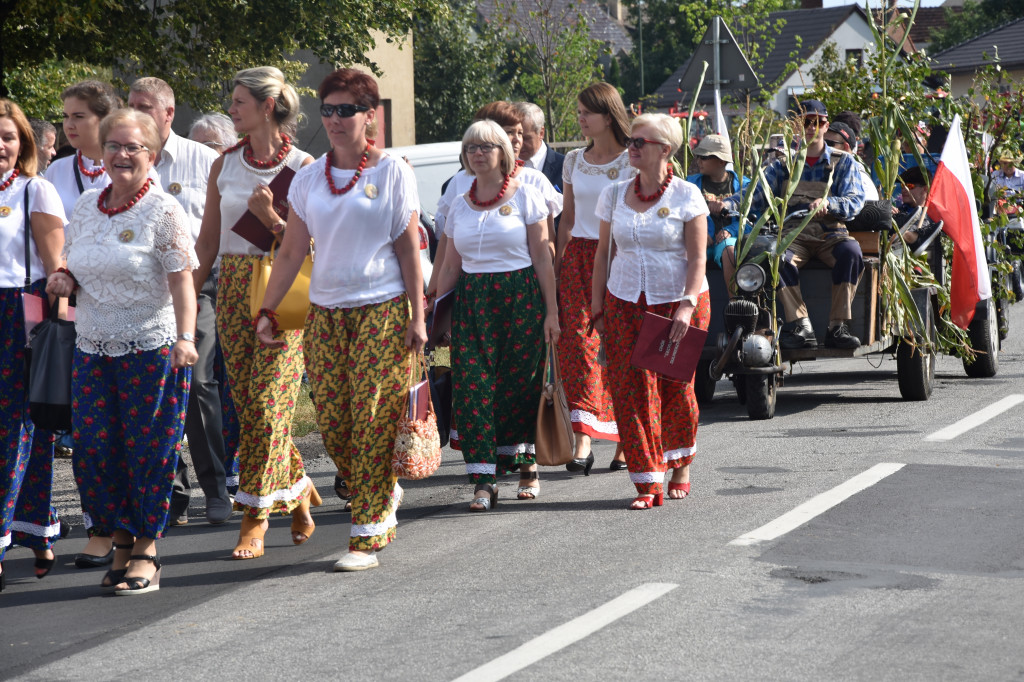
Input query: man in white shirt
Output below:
<box><xmin>991</xmin><ymin>150</ymin><xmax>1024</xmax><ymax>199</ymax></box>
<box><xmin>129</xmin><ymin>77</ymin><xmax>231</xmax><ymax>526</ymax></box>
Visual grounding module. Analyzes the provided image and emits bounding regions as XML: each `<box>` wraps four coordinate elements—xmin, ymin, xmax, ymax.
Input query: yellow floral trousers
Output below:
<box><xmin>217</xmin><ymin>255</ymin><xmax>311</xmax><ymax>520</ymax></box>
<box><xmin>305</xmin><ymin>296</ymin><xmax>411</xmax><ymax>551</ymax></box>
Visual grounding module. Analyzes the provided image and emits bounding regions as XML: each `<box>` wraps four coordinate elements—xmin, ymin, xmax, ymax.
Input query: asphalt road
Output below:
<box><xmin>2</xmin><ymin>305</ymin><xmax>1023</xmax><ymax>681</ymax></box>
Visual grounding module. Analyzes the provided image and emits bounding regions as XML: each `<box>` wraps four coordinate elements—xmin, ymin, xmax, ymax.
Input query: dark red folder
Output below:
<box><xmin>230</xmin><ymin>166</ymin><xmax>296</xmax><ymax>251</ymax></box>
<box><xmin>629</xmin><ymin>311</ymin><xmax>708</xmax><ymax>383</ymax></box>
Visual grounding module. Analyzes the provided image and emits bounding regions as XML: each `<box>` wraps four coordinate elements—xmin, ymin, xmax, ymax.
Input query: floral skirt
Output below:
<box><xmin>305</xmin><ymin>296</ymin><xmax>410</xmax><ymax>551</ymax></box>
<box><xmin>0</xmin><ymin>283</ymin><xmax>59</xmax><ymax>559</ymax></box>
<box><xmin>604</xmin><ymin>291</ymin><xmax>711</xmax><ymax>496</ymax></box>
<box><xmin>451</xmin><ymin>268</ymin><xmax>546</xmax><ymax>486</ymax></box>
<box><xmin>71</xmin><ymin>346</ymin><xmax>190</xmax><ymax>539</ymax></box>
<box><xmin>216</xmin><ymin>255</ymin><xmax>310</xmax><ymax>519</ymax></box>
<box><xmin>557</xmin><ymin>238</ymin><xmax>618</xmax><ymax>440</ymax></box>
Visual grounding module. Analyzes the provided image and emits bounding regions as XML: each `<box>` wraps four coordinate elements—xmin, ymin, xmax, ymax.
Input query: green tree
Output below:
<box><xmin>412</xmin><ymin>3</ymin><xmax>514</xmax><ymax>143</ymax></box>
<box><xmin>4</xmin><ymin>60</ymin><xmax>112</xmax><ymax>121</ymax></box>
<box><xmin>1</xmin><ymin>0</ymin><xmax>444</xmax><ymax>112</ymax></box>
<box><xmin>927</xmin><ymin>0</ymin><xmax>1024</xmax><ymax>54</ymax></box>
<box><xmin>491</xmin><ymin>0</ymin><xmax>605</xmax><ymax>142</ymax></box>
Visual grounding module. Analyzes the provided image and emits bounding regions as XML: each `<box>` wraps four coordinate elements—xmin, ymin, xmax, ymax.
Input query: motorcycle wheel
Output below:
<box><xmin>897</xmin><ymin>337</ymin><xmax>934</xmax><ymax>400</ymax></box>
<box><xmin>745</xmin><ymin>373</ymin><xmax>776</xmax><ymax>420</ymax></box>
<box><xmin>963</xmin><ymin>298</ymin><xmax>999</xmax><ymax>378</ymax></box>
<box><xmin>694</xmin><ymin>359</ymin><xmax>716</xmax><ymax>405</ymax></box>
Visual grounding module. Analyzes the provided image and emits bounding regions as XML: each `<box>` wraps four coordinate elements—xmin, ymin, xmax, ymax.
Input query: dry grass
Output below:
<box><xmin>292</xmin><ymin>383</ymin><xmax>319</xmax><ymax>439</ymax></box>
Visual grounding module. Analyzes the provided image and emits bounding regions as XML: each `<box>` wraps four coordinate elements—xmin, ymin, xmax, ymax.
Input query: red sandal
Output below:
<box><xmin>668</xmin><ymin>482</ymin><xmax>691</xmax><ymax>499</ymax></box>
<box><xmin>629</xmin><ymin>493</ymin><xmax>663</xmax><ymax>510</ymax></box>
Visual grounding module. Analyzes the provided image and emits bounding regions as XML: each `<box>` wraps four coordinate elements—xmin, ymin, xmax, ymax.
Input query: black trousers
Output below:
<box><xmin>171</xmin><ymin>273</ymin><xmax>230</xmax><ymax>514</ymax></box>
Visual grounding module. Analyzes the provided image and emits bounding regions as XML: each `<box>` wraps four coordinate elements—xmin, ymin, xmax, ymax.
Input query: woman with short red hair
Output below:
<box><xmin>254</xmin><ymin>68</ymin><xmax>425</xmax><ymax>572</ymax></box>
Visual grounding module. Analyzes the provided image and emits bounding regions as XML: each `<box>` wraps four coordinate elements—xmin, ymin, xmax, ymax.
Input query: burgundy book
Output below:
<box><xmin>408</xmin><ymin>377</ymin><xmax>431</xmax><ymax>420</ymax></box>
<box><xmin>229</xmin><ymin>165</ymin><xmax>297</xmax><ymax>251</ymax></box>
<box><xmin>629</xmin><ymin>311</ymin><xmax>708</xmax><ymax>383</ymax></box>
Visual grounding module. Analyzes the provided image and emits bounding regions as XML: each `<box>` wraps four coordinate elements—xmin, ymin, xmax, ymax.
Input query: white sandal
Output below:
<box><xmin>470</xmin><ymin>484</ymin><xmax>498</xmax><ymax>512</ymax></box>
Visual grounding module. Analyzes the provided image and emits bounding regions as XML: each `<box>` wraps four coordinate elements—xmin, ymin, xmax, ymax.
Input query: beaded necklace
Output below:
<box><xmin>97</xmin><ymin>178</ymin><xmax>153</xmax><ymax>216</ymax></box>
<box><xmin>469</xmin><ymin>173</ymin><xmax>511</xmax><ymax>208</ymax></box>
<box><xmin>634</xmin><ymin>164</ymin><xmax>673</xmax><ymax>202</ymax></box>
<box><xmin>325</xmin><ymin>144</ymin><xmax>370</xmax><ymax>195</ymax></box>
<box><xmin>242</xmin><ymin>134</ymin><xmax>292</xmax><ymax>169</ymax></box>
<box><xmin>77</xmin><ymin>151</ymin><xmax>105</xmax><ymax>179</ymax></box>
<box><xmin>0</xmin><ymin>168</ymin><xmax>19</xmax><ymax>193</ymax></box>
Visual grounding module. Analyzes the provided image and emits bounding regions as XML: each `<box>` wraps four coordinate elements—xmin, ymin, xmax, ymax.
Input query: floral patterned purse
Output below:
<box><xmin>392</xmin><ymin>352</ymin><xmax>442</xmax><ymax>480</ymax></box>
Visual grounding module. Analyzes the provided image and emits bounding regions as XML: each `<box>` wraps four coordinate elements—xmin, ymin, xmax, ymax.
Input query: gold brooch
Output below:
<box><xmin>498</xmin><ymin>205</ymin><xmax>513</xmax><ymax>216</ymax></box>
<box><xmin>606</xmin><ymin>168</ymin><xmax>619</xmax><ymax>180</ymax></box>
<box><xmin>364</xmin><ymin>184</ymin><xmax>378</xmax><ymax>199</ymax></box>
<box><xmin>168</xmin><ymin>182</ymin><xmax>182</xmax><ymax>195</ymax></box>
<box><xmin>657</xmin><ymin>207</ymin><xmax>670</xmax><ymax>218</ymax></box>
<box><xmin>118</xmin><ymin>229</ymin><xmax>135</xmax><ymax>243</ymax></box>
<box><xmin>0</xmin><ymin>206</ymin><xmax>10</xmax><ymax>218</ymax></box>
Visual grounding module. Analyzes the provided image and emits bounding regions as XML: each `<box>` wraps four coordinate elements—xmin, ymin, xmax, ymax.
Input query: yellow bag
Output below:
<box><xmin>248</xmin><ymin>240</ymin><xmax>313</xmax><ymax>331</ymax></box>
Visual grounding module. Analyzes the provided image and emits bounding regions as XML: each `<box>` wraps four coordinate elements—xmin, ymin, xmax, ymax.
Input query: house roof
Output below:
<box><xmin>907</xmin><ymin>7</ymin><xmax>960</xmax><ymax>46</ymax></box>
<box><xmin>653</xmin><ymin>5</ymin><xmax>865</xmax><ymax>108</ymax></box>
<box><xmin>929</xmin><ymin>17</ymin><xmax>1024</xmax><ymax>72</ymax></box>
<box><xmin>476</xmin><ymin>0</ymin><xmax>633</xmax><ymax>56</ymax></box>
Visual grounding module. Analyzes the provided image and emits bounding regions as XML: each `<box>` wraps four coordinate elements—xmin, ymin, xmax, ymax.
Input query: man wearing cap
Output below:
<box><xmin>893</xmin><ymin>166</ymin><xmax>940</xmax><ymax>246</ymax></box>
<box><xmin>710</xmin><ymin>99</ymin><xmax>867</xmax><ymax>350</ymax></box>
<box><xmin>825</xmin><ymin>122</ymin><xmax>878</xmax><ymax>201</ymax></box>
<box><xmin>687</xmin><ymin>134</ymin><xmax>750</xmax><ymax>296</ymax></box>
<box><xmin>991</xmin><ymin>150</ymin><xmax>1024</xmax><ymax>198</ymax></box>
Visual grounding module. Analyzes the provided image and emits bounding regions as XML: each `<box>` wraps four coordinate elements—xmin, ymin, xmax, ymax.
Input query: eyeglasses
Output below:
<box><xmin>625</xmin><ymin>137</ymin><xmax>666</xmax><ymax>150</ymax></box>
<box><xmin>804</xmin><ymin>118</ymin><xmax>828</xmax><ymax>128</ymax></box>
<box><xmin>103</xmin><ymin>142</ymin><xmax>149</xmax><ymax>155</ymax></box>
<box><xmin>696</xmin><ymin>154</ymin><xmax>716</xmax><ymax>161</ymax></box>
<box><xmin>320</xmin><ymin>103</ymin><xmax>370</xmax><ymax>118</ymax></box>
<box><xmin>464</xmin><ymin>143</ymin><xmax>499</xmax><ymax>154</ymax></box>
<box><xmin>824</xmin><ymin>139</ymin><xmax>844</xmax><ymax>148</ymax></box>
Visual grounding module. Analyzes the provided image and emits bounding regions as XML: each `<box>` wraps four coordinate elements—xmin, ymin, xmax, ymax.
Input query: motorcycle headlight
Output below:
<box><xmin>736</xmin><ymin>263</ymin><xmax>766</xmax><ymax>293</ymax></box>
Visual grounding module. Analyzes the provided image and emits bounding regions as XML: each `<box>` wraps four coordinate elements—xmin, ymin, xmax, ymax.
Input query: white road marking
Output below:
<box><xmin>924</xmin><ymin>394</ymin><xmax>1024</xmax><ymax>442</ymax></box>
<box><xmin>729</xmin><ymin>463</ymin><xmax>906</xmax><ymax>546</ymax></box>
<box><xmin>450</xmin><ymin>582</ymin><xmax>678</xmax><ymax>682</ymax></box>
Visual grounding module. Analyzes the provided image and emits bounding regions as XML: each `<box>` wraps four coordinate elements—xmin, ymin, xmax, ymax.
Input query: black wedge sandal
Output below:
<box><xmin>100</xmin><ymin>541</ymin><xmax>134</xmax><ymax>589</ymax></box>
<box><xmin>114</xmin><ymin>554</ymin><xmax>162</xmax><ymax>596</ymax></box>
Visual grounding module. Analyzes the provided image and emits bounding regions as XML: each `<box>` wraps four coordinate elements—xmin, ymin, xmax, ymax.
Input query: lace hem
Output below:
<box><xmin>629</xmin><ymin>471</ymin><xmax>666</xmax><ymax>484</ymax></box>
<box><xmin>77</xmin><ymin>333</ymin><xmax>176</xmax><ymax>357</ymax></box>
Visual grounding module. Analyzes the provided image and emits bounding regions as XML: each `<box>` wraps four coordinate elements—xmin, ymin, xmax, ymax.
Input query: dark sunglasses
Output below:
<box><xmin>804</xmin><ymin>117</ymin><xmax>828</xmax><ymax>128</ymax></box>
<box><xmin>824</xmin><ymin>138</ymin><xmax>844</xmax><ymax>148</ymax></box>
<box><xmin>696</xmin><ymin>154</ymin><xmax>717</xmax><ymax>161</ymax></box>
<box><xmin>625</xmin><ymin>137</ymin><xmax>666</xmax><ymax>150</ymax></box>
<box><xmin>320</xmin><ymin>103</ymin><xmax>370</xmax><ymax>118</ymax></box>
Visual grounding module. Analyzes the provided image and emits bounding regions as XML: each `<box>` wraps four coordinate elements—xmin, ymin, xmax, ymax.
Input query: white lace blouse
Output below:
<box><xmin>65</xmin><ymin>187</ymin><xmax>199</xmax><ymax>356</ymax></box>
<box><xmin>562</xmin><ymin>148</ymin><xmax>635</xmax><ymax>241</ymax></box>
<box><xmin>596</xmin><ymin>177</ymin><xmax>710</xmax><ymax>305</ymax></box>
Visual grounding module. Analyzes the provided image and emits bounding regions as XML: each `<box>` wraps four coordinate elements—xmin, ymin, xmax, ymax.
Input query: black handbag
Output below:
<box><xmin>27</xmin><ymin>302</ymin><xmax>76</xmax><ymax>432</ymax></box>
<box><xmin>428</xmin><ymin>364</ymin><xmax>452</xmax><ymax>448</ymax></box>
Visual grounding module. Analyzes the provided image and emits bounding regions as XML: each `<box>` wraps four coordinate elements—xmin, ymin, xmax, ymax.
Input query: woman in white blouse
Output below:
<box><xmin>434</xmin><ymin>120</ymin><xmax>559</xmax><ymax>510</ymax></box>
<box><xmin>46</xmin><ymin>81</ymin><xmax>120</xmax><ymax>218</ymax></box>
<box><xmin>591</xmin><ymin>113</ymin><xmax>710</xmax><ymax>510</ymax></box>
<box><xmin>0</xmin><ymin>99</ymin><xmax>66</xmax><ymax>591</ymax></box>
<box><xmin>554</xmin><ymin>82</ymin><xmax>634</xmax><ymax>475</ymax></box>
<box><xmin>47</xmin><ymin>109</ymin><xmax>199</xmax><ymax>594</ymax></box>
<box><xmin>255</xmin><ymin>69</ymin><xmax>425</xmax><ymax>572</ymax></box>
<box><xmin>192</xmin><ymin>67</ymin><xmax>315</xmax><ymax>560</ymax></box>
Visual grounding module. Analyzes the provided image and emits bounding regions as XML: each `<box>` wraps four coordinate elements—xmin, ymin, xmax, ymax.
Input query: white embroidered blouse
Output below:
<box><xmin>64</xmin><ymin>187</ymin><xmax>199</xmax><ymax>356</ymax></box>
<box><xmin>562</xmin><ymin>148</ymin><xmax>634</xmax><ymax>241</ymax></box>
<box><xmin>444</xmin><ymin>183</ymin><xmax>549</xmax><ymax>274</ymax></box>
<box><xmin>434</xmin><ymin>166</ymin><xmax>562</xmax><ymax>236</ymax></box>
<box><xmin>595</xmin><ymin>177</ymin><xmax>710</xmax><ymax>305</ymax></box>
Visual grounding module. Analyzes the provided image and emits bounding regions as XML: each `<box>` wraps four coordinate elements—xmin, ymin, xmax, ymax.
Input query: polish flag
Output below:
<box><xmin>925</xmin><ymin>114</ymin><xmax>991</xmax><ymax>329</ymax></box>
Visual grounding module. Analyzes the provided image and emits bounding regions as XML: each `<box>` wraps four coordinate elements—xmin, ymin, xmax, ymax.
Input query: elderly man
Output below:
<box><xmin>514</xmin><ymin>101</ymin><xmax>564</xmax><ymax>192</ymax></box>
<box><xmin>711</xmin><ymin>100</ymin><xmax>867</xmax><ymax>350</ymax></box>
<box><xmin>129</xmin><ymin>77</ymin><xmax>229</xmax><ymax>525</ymax></box>
<box><xmin>991</xmin><ymin>150</ymin><xmax>1024</xmax><ymax>199</ymax></box>
<box><xmin>29</xmin><ymin>118</ymin><xmax>57</xmax><ymax>173</ymax></box>
<box><xmin>686</xmin><ymin>134</ymin><xmax>749</xmax><ymax>296</ymax></box>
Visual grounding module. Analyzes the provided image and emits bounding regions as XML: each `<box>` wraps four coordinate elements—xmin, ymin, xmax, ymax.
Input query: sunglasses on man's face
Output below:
<box><xmin>320</xmin><ymin>103</ymin><xmax>370</xmax><ymax>118</ymax></box>
<box><xmin>625</xmin><ymin>137</ymin><xmax>666</xmax><ymax>150</ymax></box>
<box><xmin>824</xmin><ymin>138</ymin><xmax>845</xmax><ymax>148</ymax></box>
<box><xmin>804</xmin><ymin>117</ymin><xmax>828</xmax><ymax>128</ymax></box>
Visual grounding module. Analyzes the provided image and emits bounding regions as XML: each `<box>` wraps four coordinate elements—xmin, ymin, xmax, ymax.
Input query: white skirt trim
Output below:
<box><xmin>466</xmin><ymin>463</ymin><xmax>497</xmax><ymax>475</ymax></box>
<box><xmin>234</xmin><ymin>475</ymin><xmax>312</xmax><ymax>509</ymax></box>
<box><xmin>570</xmin><ymin>409</ymin><xmax>619</xmax><ymax>435</ymax></box>
<box><xmin>10</xmin><ymin>519</ymin><xmax>61</xmax><ymax>538</ymax></box>
<box><xmin>629</xmin><ymin>471</ymin><xmax>666</xmax><ymax>484</ymax></box>
<box><xmin>664</xmin><ymin>445</ymin><xmax>696</xmax><ymax>462</ymax></box>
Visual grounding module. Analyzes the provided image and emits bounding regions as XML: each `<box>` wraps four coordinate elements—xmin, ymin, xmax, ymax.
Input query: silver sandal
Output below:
<box><xmin>470</xmin><ymin>484</ymin><xmax>498</xmax><ymax>512</ymax></box>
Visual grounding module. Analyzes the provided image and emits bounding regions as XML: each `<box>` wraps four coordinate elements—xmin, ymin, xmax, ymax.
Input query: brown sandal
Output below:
<box><xmin>290</xmin><ymin>483</ymin><xmax>322</xmax><ymax>545</ymax></box>
<box><xmin>232</xmin><ymin>516</ymin><xmax>267</xmax><ymax>559</ymax></box>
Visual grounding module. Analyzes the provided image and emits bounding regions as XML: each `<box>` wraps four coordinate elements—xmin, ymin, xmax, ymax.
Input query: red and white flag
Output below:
<box><xmin>926</xmin><ymin>114</ymin><xmax>991</xmax><ymax>329</ymax></box>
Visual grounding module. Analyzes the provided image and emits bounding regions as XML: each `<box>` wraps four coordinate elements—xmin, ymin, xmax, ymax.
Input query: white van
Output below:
<box><xmin>384</xmin><ymin>141</ymin><xmax>462</xmax><ymax>217</ymax></box>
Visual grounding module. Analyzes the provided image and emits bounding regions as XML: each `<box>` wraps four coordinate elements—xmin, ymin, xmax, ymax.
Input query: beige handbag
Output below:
<box><xmin>534</xmin><ymin>343</ymin><xmax>575</xmax><ymax>466</ymax></box>
<box><xmin>248</xmin><ymin>239</ymin><xmax>313</xmax><ymax>330</ymax></box>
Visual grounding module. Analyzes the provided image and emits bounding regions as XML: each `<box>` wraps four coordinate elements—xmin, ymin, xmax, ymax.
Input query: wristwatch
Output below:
<box><xmin>681</xmin><ymin>295</ymin><xmax>699</xmax><ymax>307</ymax></box>
<box><xmin>178</xmin><ymin>332</ymin><xmax>196</xmax><ymax>343</ymax></box>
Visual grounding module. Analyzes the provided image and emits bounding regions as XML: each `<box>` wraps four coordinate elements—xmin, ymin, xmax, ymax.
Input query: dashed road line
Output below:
<box><xmin>924</xmin><ymin>394</ymin><xmax>1024</xmax><ymax>442</ymax></box>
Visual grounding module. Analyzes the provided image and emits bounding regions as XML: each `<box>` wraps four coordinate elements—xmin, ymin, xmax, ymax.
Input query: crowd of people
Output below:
<box><xmin>2</xmin><ymin>66</ymin><xmax>1018</xmax><ymax>593</ymax></box>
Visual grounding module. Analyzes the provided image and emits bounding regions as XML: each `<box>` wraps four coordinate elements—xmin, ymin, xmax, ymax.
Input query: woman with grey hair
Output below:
<box><xmin>192</xmin><ymin>66</ymin><xmax>316</xmax><ymax>560</ymax></box>
<box><xmin>189</xmin><ymin>113</ymin><xmax>238</xmax><ymax>154</ymax></box>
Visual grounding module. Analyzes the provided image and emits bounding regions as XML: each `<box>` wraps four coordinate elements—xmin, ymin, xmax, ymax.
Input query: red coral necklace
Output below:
<box><xmin>325</xmin><ymin>144</ymin><xmax>370</xmax><ymax>195</ymax></box>
<box><xmin>0</xmin><ymin>168</ymin><xmax>19</xmax><ymax>192</ymax></box>
<box><xmin>97</xmin><ymin>179</ymin><xmax>153</xmax><ymax>216</ymax></box>
<box><xmin>634</xmin><ymin>164</ymin><xmax>673</xmax><ymax>202</ymax></box>
<box><xmin>77</xmin><ymin>151</ymin><xmax>105</xmax><ymax>179</ymax></box>
<box><xmin>469</xmin><ymin>174</ymin><xmax>511</xmax><ymax>208</ymax></box>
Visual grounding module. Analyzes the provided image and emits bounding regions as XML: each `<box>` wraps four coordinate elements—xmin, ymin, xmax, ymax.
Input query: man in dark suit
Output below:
<box><xmin>515</xmin><ymin>101</ymin><xmax>565</xmax><ymax>200</ymax></box>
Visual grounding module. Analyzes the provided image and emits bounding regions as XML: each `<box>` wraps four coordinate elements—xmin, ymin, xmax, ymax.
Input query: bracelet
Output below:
<box><xmin>53</xmin><ymin>267</ymin><xmax>78</xmax><ymax>287</ymax></box>
<box><xmin>254</xmin><ymin>307</ymin><xmax>279</xmax><ymax>336</ymax></box>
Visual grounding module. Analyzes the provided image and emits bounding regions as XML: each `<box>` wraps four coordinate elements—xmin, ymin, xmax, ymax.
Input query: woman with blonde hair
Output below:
<box><xmin>434</xmin><ymin>120</ymin><xmax>559</xmax><ymax>510</ymax></box>
<box><xmin>0</xmin><ymin>99</ymin><xmax>67</xmax><ymax>591</ymax></box>
<box><xmin>192</xmin><ymin>66</ymin><xmax>316</xmax><ymax>560</ymax></box>
<box><xmin>555</xmin><ymin>82</ymin><xmax>634</xmax><ymax>475</ymax></box>
<box><xmin>591</xmin><ymin>113</ymin><xmax>710</xmax><ymax>510</ymax></box>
